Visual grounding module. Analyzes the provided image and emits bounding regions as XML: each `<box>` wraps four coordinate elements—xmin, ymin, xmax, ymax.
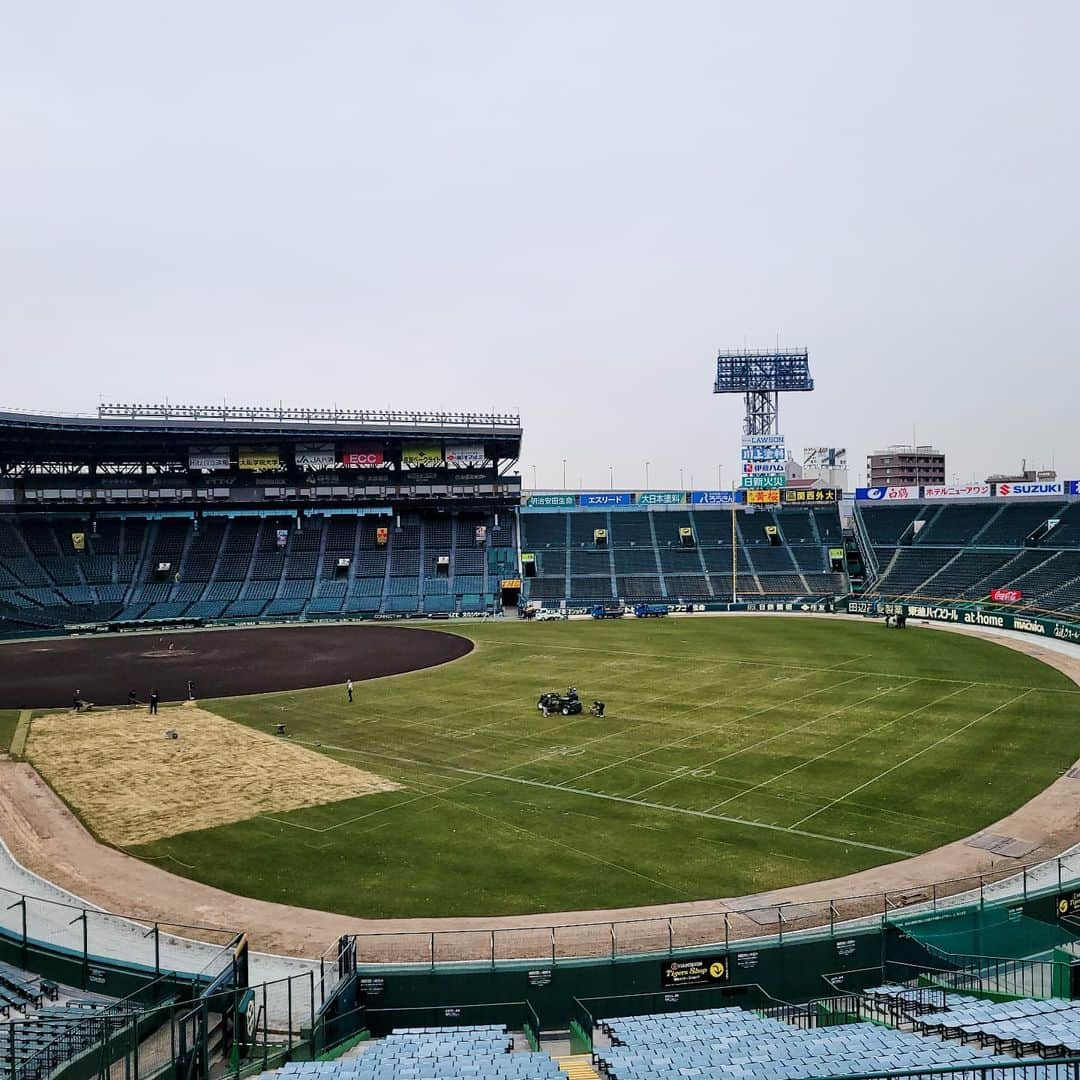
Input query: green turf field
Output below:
<box><xmin>128</xmin><ymin>617</ymin><xmax>1078</xmax><ymax>918</ymax></box>
<box><xmin>0</xmin><ymin>710</ymin><xmax>19</xmax><ymax>752</ymax></box>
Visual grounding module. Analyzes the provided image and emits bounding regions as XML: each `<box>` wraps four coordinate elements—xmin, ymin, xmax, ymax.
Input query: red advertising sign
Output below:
<box><xmin>990</xmin><ymin>588</ymin><xmax>1023</xmax><ymax>604</ymax></box>
<box><xmin>341</xmin><ymin>442</ymin><xmax>384</xmax><ymax>467</ymax></box>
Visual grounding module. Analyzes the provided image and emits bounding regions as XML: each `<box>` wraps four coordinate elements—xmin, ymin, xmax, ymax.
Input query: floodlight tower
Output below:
<box><xmin>713</xmin><ymin>347</ymin><xmax>814</xmax><ymax>436</ymax></box>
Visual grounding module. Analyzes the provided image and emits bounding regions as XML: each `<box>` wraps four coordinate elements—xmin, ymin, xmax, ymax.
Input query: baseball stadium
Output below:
<box><xmin>2</xmin><ymin>366</ymin><xmax>1080</xmax><ymax>1080</ymax></box>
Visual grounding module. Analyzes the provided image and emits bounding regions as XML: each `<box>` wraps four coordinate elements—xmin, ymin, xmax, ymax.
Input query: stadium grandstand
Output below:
<box><xmin>855</xmin><ymin>486</ymin><xmax>1080</xmax><ymax>623</ymax></box>
<box><xmin>0</xmin><ymin>403</ymin><xmax>522</xmax><ymax>631</ymax></box>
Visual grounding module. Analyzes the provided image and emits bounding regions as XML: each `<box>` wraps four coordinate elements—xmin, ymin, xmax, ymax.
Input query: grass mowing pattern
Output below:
<box><xmin>129</xmin><ymin>618</ymin><xmax>1078</xmax><ymax>918</ymax></box>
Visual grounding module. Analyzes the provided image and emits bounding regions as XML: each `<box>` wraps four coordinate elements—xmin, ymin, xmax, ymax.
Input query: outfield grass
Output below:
<box><xmin>0</xmin><ymin>710</ymin><xmax>19</xmax><ymax>752</ymax></box>
<box><xmin>123</xmin><ymin>617</ymin><xmax>1077</xmax><ymax>918</ymax></box>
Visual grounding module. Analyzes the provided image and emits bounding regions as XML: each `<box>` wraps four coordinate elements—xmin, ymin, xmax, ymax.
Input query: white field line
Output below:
<box><xmin>448</xmin><ymin>768</ymin><xmax>917</xmax><ymax>858</ymax></box>
<box><xmin>790</xmin><ymin>689</ymin><xmax>1035</xmax><ymax>828</ymax></box>
<box><xmin>552</xmin><ymin>672</ymin><xmax>874</xmax><ymax>790</ymax></box>
<box><xmin>265</xmin><ymin>739</ymin><xmax>915</xmax><ymax>857</ymax></box>
<box><xmin>625</xmin><ymin>678</ymin><xmax>923</xmax><ymax>801</ymax></box>
<box><xmin>703</xmin><ymin>682</ymin><xmax>976</xmax><ymax>813</ymax></box>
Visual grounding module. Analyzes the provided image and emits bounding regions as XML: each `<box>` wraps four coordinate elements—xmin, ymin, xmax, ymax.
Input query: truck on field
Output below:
<box><xmin>590</xmin><ymin>604</ymin><xmax>626</xmax><ymax>619</ymax></box>
<box><xmin>632</xmin><ymin>603</ymin><xmax>668</xmax><ymax>618</ymax></box>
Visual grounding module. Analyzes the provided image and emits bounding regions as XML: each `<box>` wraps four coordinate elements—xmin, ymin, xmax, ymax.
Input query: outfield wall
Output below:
<box><xmin>847</xmin><ymin>598</ymin><xmax>1080</xmax><ymax>644</ymax></box>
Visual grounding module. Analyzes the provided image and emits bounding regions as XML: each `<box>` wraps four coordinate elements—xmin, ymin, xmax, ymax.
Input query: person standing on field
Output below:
<box><xmin>346</xmin><ymin>678</ymin><xmax>354</xmax><ymax>703</ymax></box>
<box><xmin>149</xmin><ymin>689</ymin><xmax>159</xmax><ymax>715</ymax></box>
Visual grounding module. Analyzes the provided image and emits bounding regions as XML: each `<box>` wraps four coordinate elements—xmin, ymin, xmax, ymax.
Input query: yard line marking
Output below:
<box><xmin>703</xmin><ymin>682</ymin><xmax>975</xmax><ymax>813</ymax></box>
<box><xmin>626</xmin><ymin>679</ymin><xmax>924</xmax><ymax>801</ymax></box>
<box><xmin>448</xmin><ymin>769</ymin><xmax>917</xmax><ymax>858</ymax></box>
<box><xmin>561</xmin><ymin>671</ymin><xmax>872</xmax><ymax>793</ymax></box>
<box><xmin>790</xmin><ymin>689</ymin><xmax>1034</xmax><ymax>828</ymax></box>
<box><xmin>262</xmin><ymin>738</ymin><xmax>915</xmax><ymax>855</ymax></box>
<box><xmin>426</xmin><ymin>793</ymin><xmax>684</xmax><ymax>897</ymax></box>
<box><xmin>828</xmin><ymin>653</ymin><xmax>874</xmax><ymax>669</ymax></box>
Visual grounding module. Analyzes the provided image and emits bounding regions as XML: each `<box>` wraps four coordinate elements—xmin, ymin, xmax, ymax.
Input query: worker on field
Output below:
<box><xmin>346</xmin><ymin>678</ymin><xmax>354</xmax><ymax>704</ymax></box>
<box><xmin>73</xmin><ymin>689</ymin><xmax>82</xmax><ymax>712</ymax></box>
<box><xmin>149</xmin><ymin>689</ymin><xmax>159</xmax><ymax>715</ymax></box>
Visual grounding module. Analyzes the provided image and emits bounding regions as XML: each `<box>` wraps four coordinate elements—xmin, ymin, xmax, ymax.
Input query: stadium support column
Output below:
<box><xmin>731</xmin><ymin>505</ymin><xmax>737</xmax><ymax>603</ymax></box>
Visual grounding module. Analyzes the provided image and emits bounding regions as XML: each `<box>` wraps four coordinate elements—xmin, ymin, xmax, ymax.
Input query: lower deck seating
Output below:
<box><xmin>273</xmin><ymin>1025</ymin><xmax>561</xmax><ymax>1080</ymax></box>
<box><xmin>596</xmin><ymin>1004</ymin><xmax>1015</xmax><ymax>1080</ymax></box>
<box><xmin>0</xmin><ymin>512</ymin><xmax>510</xmax><ymax>623</ymax></box>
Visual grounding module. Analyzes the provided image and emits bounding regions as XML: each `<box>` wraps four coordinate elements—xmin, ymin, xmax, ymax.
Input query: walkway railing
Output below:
<box><xmin>345</xmin><ymin>850</ymin><xmax>1080</xmax><ymax>966</ymax></box>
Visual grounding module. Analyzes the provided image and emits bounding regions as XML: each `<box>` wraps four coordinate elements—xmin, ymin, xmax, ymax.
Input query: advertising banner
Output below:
<box><xmin>922</xmin><ymin>484</ymin><xmax>991</xmax><ymax>500</ymax></box>
<box><xmin>847</xmin><ymin>598</ymin><xmax>1078</xmax><ymax>642</ymax></box>
<box><xmin>635</xmin><ymin>491</ymin><xmax>687</xmax><ymax>506</ymax></box>
<box><xmin>525</xmin><ymin>494</ymin><xmax>577</xmax><ymax>509</ymax></box>
<box><xmin>295</xmin><ymin>444</ymin><xmax>336</xmax><ymax>470</ymax></box>
<box><xmin>445</xmin><ymin>443</ymin><xmax>487</xmax><ymax>467</ymax></box>
<box><xmin>579</xmin><ymin>492</ymin><xmax>633</xmax><ymax>507</ymax></box>
<box><xmin>188</xmin><ymin>447</ymin><xmax>231</xmax><ymax>471</ymax></box>
<box><xmin>71</xmin><ymin>532</ymin><xmax>86</xmax><ymax>551</ymax></box>
<box><xmin>375</xmin><ymin>527</ymin><xmax>389</xmax><ymax>546</ymax></box>
<box><xmin>691</xmin><ymin>490</ymin><xmax>743</xmax><ymax>505</ymax></box>
<box><xmin>741</xmin><ymin>474</ymin><xmax>786</xmax><ymax>490</ymax></box>
<box><xmin>275</xmin><ymin>529</ymin><xmax>289</xmax><ymax>548</ymax></box>
<box><xmin>781</xmin><ymin>488</ymin><xmax>839</xmax><ymax>504</ymax></box>
<box><xmin>747</xmin><ymin>489</ymin><xmax>780</xmax><ymax>505</ymax></box>
<box><xmin>995</xmin><ymin>481</ymin><xmax>1065</xmax><ymax>498</ymax></box>
<box><xmin>475</xmin><ymin>525</ymin><xmax>487</xmax><ymax>543</ymax></box>
<box><xmin>990</xmin><ymin>588</ymin><xmax>1023</xmax><ymax>603</ymax></box>
<box><xmin>855</xmin><ymin>486</ymin><xmax>919</xmax><ymax>502</ymax></box>
<box><xmin>238</xmin><ymin>448</ymin><xmax>280</xmax><ymax>471</ymax></box>
<box><xmin>402</xmin><ymin>445</ymin><xmax>443</xmax><ymax>468</ymax></box>
<box><xmin>1069</xmin><ymin>481</ymin><xmax>1080</xmax><ymax>497</ymax></box>
<box><xmin>829</xmin><ymin>547</ymin><xmax>845</xmax><ymax>560</ymax></box>
<box><xmin>341</xmin><ymin>442</ymin><xmax>385</xmax><ymax>467</ymax></box>
<box><xmin>660</xmin><ymin>956</ymin><xmax>730</xmax><ymax>989</ymax></box>
<box><xmin>803</xmin><ymin>447</ymin><xmax>847</xmax><ymax>468</ymax></box>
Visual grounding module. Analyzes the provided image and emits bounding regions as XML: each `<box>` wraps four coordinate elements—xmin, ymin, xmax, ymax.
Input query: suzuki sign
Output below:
<box><xmin>995</xmin><ymin>482</ymin><xmax>1065</xmax><ymax>498</ymax></box>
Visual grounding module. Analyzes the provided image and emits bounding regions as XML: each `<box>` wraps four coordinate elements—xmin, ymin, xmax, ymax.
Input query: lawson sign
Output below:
<box><xmin>691</xmin><ymin>490</ymin><xmax>743</xmax><ymax>506</ymax></box>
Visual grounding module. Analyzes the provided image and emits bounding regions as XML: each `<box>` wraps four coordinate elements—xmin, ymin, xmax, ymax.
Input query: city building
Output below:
<box><xmin>985</xmin><ymin>461</ymin><xmax>1057</xmax><ymax>484</ymax></box>
<box><xmin>867</xmin><ymin>444</ymin><xmax>945</xmax><ymax>487</ymax></box>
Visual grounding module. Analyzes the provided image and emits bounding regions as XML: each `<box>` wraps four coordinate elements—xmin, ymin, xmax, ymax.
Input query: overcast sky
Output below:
<box><xmin>1</xmin><ymin>2</ymin><xmax>1076</xmax><ymax>489</ymax></box>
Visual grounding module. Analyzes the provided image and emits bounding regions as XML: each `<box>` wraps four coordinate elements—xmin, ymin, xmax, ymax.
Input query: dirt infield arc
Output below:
<box><xmin>0</xmin><ymin>624</ymin><xmax>473</xmax><ymax>708</ymax></box>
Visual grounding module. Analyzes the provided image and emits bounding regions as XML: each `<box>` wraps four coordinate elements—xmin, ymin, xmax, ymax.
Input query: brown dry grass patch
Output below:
<box><xmin>27</xmin><ymin>706</ymin><xmax>399</xmax><ymax>846</ymax></box>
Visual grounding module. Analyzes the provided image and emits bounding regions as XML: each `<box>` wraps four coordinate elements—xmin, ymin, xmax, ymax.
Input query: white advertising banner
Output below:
<box><xmin>188</xmin><ymin>448</ymin><xmax>231</xmax><ymax>471</ymax></box>
<box><xmin>445</xmin><ymin>443</ymin><xmax>487</xmax><ymax>467</ymax></box>
<box><xmin>295</xmin><ymin>444</ymin><xmax>337</xmax><ymax>470</ymax></box>
<box><xmin>995</xmin><ymin>481</ymin><xmax>1065</xmax><ymax>498</ymax></box>
<box><xmin>856</xmin><ymin>486</ymin><xmax>920</xmax><ymax>502</ymax></box>
<box><xmin>921</xmin><ymin>484</ymin><xmax>992</xmax><ymax>500</ymax></box>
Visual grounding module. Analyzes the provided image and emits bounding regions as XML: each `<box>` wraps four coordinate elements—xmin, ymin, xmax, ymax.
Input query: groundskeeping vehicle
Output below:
<box><xmin>537</xmin><ymin>691</ymin><xmax>583</xmax><ymax>716</ymax></box>
<box><xmin>534</xmin><ymin>608</ymin><xmax>565</xmax><ymax>621</ymax></box>
<box><xmin>633</xmin><ymin>603</ymin><xmax>668</xmax><ymax>618</ymax></box>
<box><xmin>591</xmin><ymin>604</ymin><xmax>626</xmax><ymax>619</ymax></box>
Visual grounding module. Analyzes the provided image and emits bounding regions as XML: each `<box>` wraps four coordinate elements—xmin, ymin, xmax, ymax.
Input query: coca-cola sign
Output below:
<box><xmin>990</xmin><ymin>588</ymin><xmax>1023</xmax><ymax>604</ymax></box>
